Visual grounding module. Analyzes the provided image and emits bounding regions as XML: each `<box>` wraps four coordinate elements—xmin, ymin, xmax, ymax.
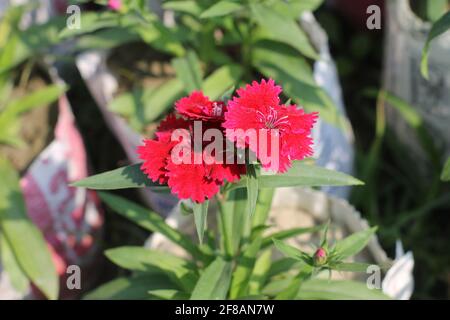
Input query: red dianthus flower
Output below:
<box><xmin>223</xmin><ymin>79</ymin><xmax>317</xmax><ymax>173</ymax></box>
<box><xmin>137</xmin><ymin>112</ymin><xmax>243</xmax><ymax>203</ymax></box>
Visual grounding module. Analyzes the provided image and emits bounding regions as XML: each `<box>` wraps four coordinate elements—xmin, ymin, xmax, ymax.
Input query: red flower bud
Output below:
<box><xmin>108</xmin><ymin>0</ymin><xmax>121</xmax><ymax>11</ymax></box>
<box><xmin>314</xmin><ymin>247</ymin><xmax>327</xmax><ymax>266</ymax></box>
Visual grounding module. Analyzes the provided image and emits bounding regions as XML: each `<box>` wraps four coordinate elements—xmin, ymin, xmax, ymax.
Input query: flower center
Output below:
<box><xmin>257</xmin><ymin>107</ymin><xmax>289</xmax><ymax>130</ymax></box>
<box><xmin>211</xmin><ymin>102</ymin><xmax>224</xmax><ymax>117</ymax></box>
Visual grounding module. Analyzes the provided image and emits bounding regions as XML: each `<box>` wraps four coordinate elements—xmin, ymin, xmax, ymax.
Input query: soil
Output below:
<box><xmin>105</xmin><ymin>42</ymin><xmax>177</xmax><ymax>137</ymax></box>
<box><xmin>107</xmin><ymin>42</ymin><xmax>176</xmax><ymax>94</ymax></box>
<box><xmin>0</xmin><ymin>69</ymin><xmax>58</xmax><ymax>174</ymax></box>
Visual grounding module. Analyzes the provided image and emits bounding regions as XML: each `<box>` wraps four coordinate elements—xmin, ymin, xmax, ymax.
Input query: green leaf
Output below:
<box><xmin>233</xmin><ymin>161</ymin><xmax>363</xmax><ymax>190</ymax></box>
<box><xmin>372</xmin><ymin>90</ymin><xmax>439</xmax><ymax>167</ymax></box>
<box><xmin>72</xmin><ymin>163</ymin><xmax>167</xmax><ymax>190</ymax></box>
<box><xmin>0</xmin><ymin>84</ymin><xmax>66</xmax><ymax>130</ymax></box>
<box><xmin>441</xmin><ymin>157</ymin><xmax>450</xmax><ymax>181</ymax></box>
<box><xmin>319</xmin><ymin>220</ymin><xmax>330</xmax><ymax>248</ymax></box>
<box><xmin>58</xmin><ymin>11</ymin><xmax>127</xmax><ymax>39</ymax></box>
<box><xmin>248</xmin><ymin>249</ymin><xmax>272</xmax><ymax>295</ymax></box>
<box><xmin>74</xmin><ymin>27</ymin><xmax>139</xmax><ymax>51</ymax></box>
<box><xmin>229</xmin><ymin>237</ymin><xmax>262</xmax><ymax>298</ymax></box>
<box><xmin>193</xmin><ymin>200</ymin><xmax>209</xmax><ymax>245</ymax></box>
<box><xmin>190</xmin><ymin>257</ymin><xmax>232</xmax><ymax>300</ymax></box>
<box><xmin>273</xmin><ymin>0</ymin><xmax>324</xmax><ymax>18</ymax></box>
<box><xmin>217</xmin><ymin>188</ymin><xmax>247</xmax><ymax>256</ymax></box>
<box><xmin>272</xmin><ymin>239</ymin><xmax>310</xmax><ymax>264</ymax></box>
<box><xmin>200</xmin><ymin>1</ymin><xmax>244</xmax><ymax>19</ymax></box>
<box><xmin>274</xmin><ymin>264</ymin><xmax>314</xmax><ymax>299</ymax></box>
<box><xmin>98</xmin><ymin>192</ymin><xmax>204</xmax><ymax>261</ymax></box>
<box><xmin>334</xmin><ymin>227</ymin><xmax>377</xmax><ymax>260</ymax></box>
<box><xmin>0</xmin><ymin>17</ymin><xmax>65</xmax><ymax>73</ymax></box>
<box><xmin>251</xmin><ymin>188</ymin><xmax>274</xmax><ymax>230</ymax></box>
<box><xmin>173</xmin><ymin>50</ymin><xmax>203</xmax><ymax>93</ymax></box>
<box><xmin>110</xmin><ymin>79</ymin><xmax>184</xmax><ymax>125</ymax></box>
<box><xmin>258</xmin><ymin>162</ymin><xmax>363</xmax><ymax>188</ymax></box>
<box><xmin>261</xmin><ymin>225</ymin><xmax>324</xmax><ymax>249</ymax></box>
<box><xmin>84</xmin><ymin>273</ymin><xmax>176</xmax><ymax>300</ymax></box>
<box><xmin>202</xmin><ymin>65</ymin><xmax>242</xmax><ymax>100</ymax></box>
<box><xmin>262</xmin><ymin>277</ymin><xmax>293</xmax><ymax>296</ymax></box>
<box><xmin>421</xmin><ymin>11</ymin><xmax>450</xmax><ymax>79</ymax></box>
<box><xmin>0</xmin><ymin>233</ymin><xmax>29</xmax><ymax>294</ymax></box>
<box><xmin>246</xmin><ymin>164</ymin><xmax>259</xmax><ymax>218</ymax></box>
<box><xmin>105</xmin><ymin>246</ymin><xmax>198</xmax><ymax>292</ymax></box>
<box><xmin>296</xmin><ymin>279</ymin><xmax>390</xmax><ymax>300</ymax></box>
<box><xmin>268</xmin><ymin>257</ymin><xmax>301</xmax><ymax>278</ymax></box>
<box><xmin>413</xmin><ymin>0</ymin><xmax>448</xmax><ymax>22</ymax></box>
<box><xmin>0</xmin><ymin>158</ymin><xmax>58</xmax><ymax>300</ymax></box>
<box><xmin>148</xmin><ymin>289</ymin><xmax>190</xmax><ymax>300</ymax></box>
<box><xmin>220</xmin><ymin>86</ymin><xmax>236</xmax><ymax>103</ymax></box>
<box><xmin>163</xmin><ymin>1</ymin><xmax>202</xmax><ymax>16</ymax></box>
<box><xmin>250</xmin><ymin>3</ymin><xmax>318</xmax><ymax>60</ymax></box>
<box><xmin>330</xmin><ymin>262</ymin><xmax>372</xmax><ymax>273</ymax></box>
<box><xmin>180</xmin><ymin>200</ymin><xmax>194</xmax><ymax>215</ymax></box>
<box><xmin>134</xmin><ymin>21</ymin><xmax>186</xmax><ymax>57</ymax></box>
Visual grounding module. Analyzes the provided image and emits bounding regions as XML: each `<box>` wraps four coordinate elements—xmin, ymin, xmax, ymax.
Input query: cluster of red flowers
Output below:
<box><xmin>137</xmin><ymin>79</ymin><xmax>318</xmax><ymax>203</ymax></box>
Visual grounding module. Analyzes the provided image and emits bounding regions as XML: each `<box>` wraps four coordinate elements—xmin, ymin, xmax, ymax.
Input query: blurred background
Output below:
<box><xmin>0</xmin><ymin>0</ymin><xmax>449</xmax><ymax>299</ymax></box>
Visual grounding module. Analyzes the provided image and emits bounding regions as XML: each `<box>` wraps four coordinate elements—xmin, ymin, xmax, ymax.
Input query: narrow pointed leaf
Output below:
<box><xmin>334</xmin><ymin>227</ymin><xmax>377</xmax><ymax>260</ymax></box>
<box><xmin>246</xmin><ymin>164</ymin><xmax>259</xmax><ymax>218</ymax></box>
<box><xmin>296</xmin><ymin>279</ymin><xmax>390</xmax><ymax>300</ymax></box>
<box><xmin>148</xmin><ymin>289</ymin><xmax>190</xmax><ymax>300</ymax></box>
<box><xmin>84</xmin><ymin>273</ymin><xmax>176</xmax><ymax>300</ymax></box>
<box><xmin>0</xmin><ymin>158</ymin><xmax>58</xmax><ymax>300</ymax></box>
<box><xmin>105</xmin><ymin>246</ymin><xmax>198</xmax><ymax>292</ymax></box>
<box><xmin>218</xmin><ymin>188</ymin><xmax>247</xmax><ymax>256</ymax></box>
<box><xmin>72</xmin><ymin>163</ymin><xmax>168</xmax><ymax>190</ymax></box>
<box><xmin>200</xmin><ymin>1</ymin><xmax>244</xmax><ymax>19</ymax></box>
<box><xmin>441</xmin><ymin>157</ymin><xmax>450</xmax><ymax>181</ymax></box>
<box><xmin>262</xmin><ymin>225</ymin><xmax>324</xmax><ymax>249</ymax></box>
<box><xmin>229</xmin><ymin>237</ymin><xmax>262</xmax><ymax>298</ymax></box>
<box><xmin>193</xmin><ymin>200</ymin><xmax>209</xmax><ymax>244</ymax></box>
<box><xmin>191</xmin><ymin>257</ymin><xmax>232</xmax><ymax>300</ymax></box>
<box><xmin>232</xmin><ymin>161</ymin><xmax>363</xmax><ymax>190</ymax></box>
<box><xmin>330</xmin><ymin>262</ymin><xmax>372</xmax><ymax>273</ymax></box>
<box><xmin>98</xmin><ymin>192</ymin><xmax>204</xmax><ymax>261</ymax></box>
<box><xmin>248</xmin><ymin>249</ymin><xmax>272</xmax><ymax>295</ymax></box>
<box><xmin>173</xmin><ymin>50</ymin><xmax>203</xmax><ymax>92</ymax></box>
<box><xmin>0</xmin><ymin>233</ymin><xmax>29</xmax><ymax>293</ymax></box>
<box><xmin>250</xmin><ymin>3</ymin><xmax>318</xmax><ymax>60</ymax></box>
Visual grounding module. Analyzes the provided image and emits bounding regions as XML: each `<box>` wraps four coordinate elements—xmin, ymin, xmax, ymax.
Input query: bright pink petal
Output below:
<box><xmin>227</xmin><ymin>79</ymin><xmax>282</xmax><ymax>113</ymax></box>
<box><xmin>223</xmin><ymin>80</ymin><xmax>317</xmax><ymax>173</ymax></box>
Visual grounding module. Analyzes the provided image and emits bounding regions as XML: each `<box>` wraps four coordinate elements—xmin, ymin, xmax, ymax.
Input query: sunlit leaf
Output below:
<box><xmin>191</xmin><ymin>257</ymin><xmax>232</xmax><ymax>300</ymax></box>
<box><xmin>442</xmin><ymin>157</ymin><xmax>450</xmax><ymax>181</ymax></box>
<box><xmin>200</xmin><ymin>1</ymin><xmax>244</xmax><ymax>19</ymax></box>
<box><xmin>105</xmin><ymin>246</ymin><xmax>198</xmax><ymax>291</ymax></box>
<box><xmin>72</xmin><ymin>163</ymin><xmax>167</xmax><ymax>190</ymax></box>
<box><xmin>193</xmin><ymin>200</ymin><xmax>209</xmax><ymax>245</ymax></box>
<box><xmin>333</xmin><ymin>227</ymin><xmax>377</xmax><ymax>260</ymax></box>
<box><xmin>98</xmin><ymin>192</ymin><xmax>204</xmax><ymax>261</ymax></box>
<box><xmin>0</xmin><ymin>158</ymin><xmax>58</xmax><ymax>300</ymax></box>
